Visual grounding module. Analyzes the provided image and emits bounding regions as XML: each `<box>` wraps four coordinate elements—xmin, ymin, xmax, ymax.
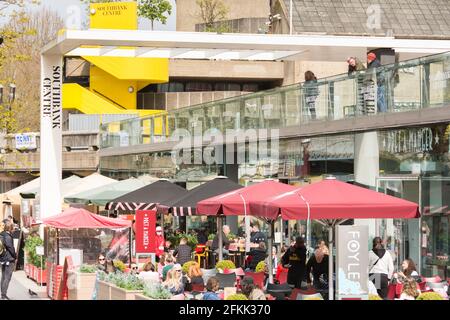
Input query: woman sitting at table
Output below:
<box><xmin>397</xmin><ymin>278</ymin><xmax>421</xmax><ymax>300</ymax></box>
<box><xmin>162</xmin><ymin>265</ymin><xmax>185</xmax><ymax>295</ymax></box>
<box><xmin>246</xmin><ymin>242</ymin><xmax>268</xmax><ymax>271</ymax></box>
<box><xmin>241</xmin><ymin>276</ymin><xmax>266</xmax><ymax>300</ymax></box>
<box><xmin>185</xmin><ymin>262</ymin><xmax>204</xmax><ymax>291</ymax></box>
<box><xmin>393</xmin><ymin>258</ymin><xmax>421</xmax><ymax>283</ymax></box>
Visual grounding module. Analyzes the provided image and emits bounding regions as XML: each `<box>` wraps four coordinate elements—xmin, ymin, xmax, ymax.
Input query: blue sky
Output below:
<box><xmin>2</xmin><ymin>0</ymin><xmax>177</xmax><ymax>30</ymax></box>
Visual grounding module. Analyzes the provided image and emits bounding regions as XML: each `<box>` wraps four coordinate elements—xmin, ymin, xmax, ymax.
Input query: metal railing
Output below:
<box><xmin>100</xmin><ymin>51</ymin><xmax>450</xmax><ymax>149</ymax></box>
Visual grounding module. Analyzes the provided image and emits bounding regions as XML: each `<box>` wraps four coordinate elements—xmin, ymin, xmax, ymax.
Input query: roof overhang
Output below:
<box><xmin>43</xmin><ymin>29</ymin><xmax>450</xmax><ymax>62</ymax></box>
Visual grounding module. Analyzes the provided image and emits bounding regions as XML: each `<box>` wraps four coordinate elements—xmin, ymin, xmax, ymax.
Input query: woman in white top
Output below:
<box><xmin>368</xmin><ymin>237</ymin><xmax>394</xmax><ymax>299</ymax></box>
<box><xmin>138</xmin><ymin>261</ymin><xmax>160</xmax><ymax>285</ymax></box>
<box><xmin>394</xmin><ymin>258</ymin><xmax>420</xmax><ymax>283</ymax></box>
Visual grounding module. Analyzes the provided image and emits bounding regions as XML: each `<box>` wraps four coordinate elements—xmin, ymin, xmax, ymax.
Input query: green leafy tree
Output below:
<box><xmin>138</xmin><ymin>0</ymin><xmax>172</xmax><ymax>30</ymax></box>
<box><xmin>196</xmin><ymin>0</ymin><xmax>230</xmax><ymax>33</ymax></box>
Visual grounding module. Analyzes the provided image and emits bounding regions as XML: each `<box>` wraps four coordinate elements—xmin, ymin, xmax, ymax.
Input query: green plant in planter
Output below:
<box><xmin>115</xmin><ymin>274</ymin><xmax>144</xmax><ymax>291</ymax></box>
<box><xmin>255</xmin><ymin>261</ymin><xmax>266</xmax><ymax>273</ymax></box>
<box><xmin>208</xmin><ymin>234</ymin><xmax>215</xmax><ymax>241</ymax></box>
<box><xmin>105</xmin><ymin>272</ymin><xmax>123</xmax><ymax>285</ymax></box>
<box><xmin>168</xmin><ymin>234</ymin><xmax>199</xmax><ymax>250</ymax></box>
<box><xmin>113</xmin><ymin>260</ymin><xmax>126</xmax><ymax>273</ymax></box>
<box><xmin>215</xmin><ymin>260</ymin><xmax>236</xmax><ymax>271</ymax></box>
<box><xmin>416</xmin><ymin>292</ymin><xmax>444</xmax><ymax>300</ymax></box>
<box><xmin>143</xmin><ymin>282</ymin><xmax>172</xmax><ymax>299</ymax></box>
<box><xmin>225</xmin><ymin>294</ymin><xmax>248</xmax><ymax>300</ymax></box>
<box><xmin>368</xmin><ymin>294</ymin><xmax>382</xmax><ymax>300</ymax></box>
<box><xmin>226</xmin><ymin>233</ymin><xmax>236</xmax><ymax>241</ymax></box>
<box><xmin>24</xmin><ymin>235</ymin><xmax>46</xmax><ymax>269</ymax></box>
<box><xmin>79</xmin><ymin>264</ymin><xmax>97</xmax><ymax>273</ymax></box>
<box><xmin>182</xmin><ymin>261</ymin><xmax>197</xmax><ymax>274</ymax></box>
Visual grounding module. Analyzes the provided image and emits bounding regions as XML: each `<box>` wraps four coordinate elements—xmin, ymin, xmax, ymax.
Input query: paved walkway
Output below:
<box><xmin>4</xmin><ymin>271</ymin><xmax>49</xmax><ymax>300</ymax></box>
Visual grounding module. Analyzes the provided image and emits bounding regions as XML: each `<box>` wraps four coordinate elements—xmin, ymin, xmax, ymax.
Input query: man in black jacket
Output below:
<box><xmin>281</xmin><ymin>236</ymin><xmax>307</xmax><ymax>289</ymax></box>
<box><xmin>0</xmin><ymin>220</ymin><xmax>17</xmax><ymax>300</ymax></box>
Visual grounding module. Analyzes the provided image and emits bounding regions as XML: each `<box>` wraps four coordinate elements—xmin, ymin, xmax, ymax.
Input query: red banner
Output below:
<box><xmin>135</xmin><ymin>210</ymin><xmax>156</xmax><ymax>254</ymax></box>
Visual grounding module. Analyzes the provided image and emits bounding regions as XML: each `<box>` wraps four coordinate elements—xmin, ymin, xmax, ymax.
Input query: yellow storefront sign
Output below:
<box><xmin>90</xmin><ymin>2</ymin><xmax>137</xmax><ymax>30</ymax></box>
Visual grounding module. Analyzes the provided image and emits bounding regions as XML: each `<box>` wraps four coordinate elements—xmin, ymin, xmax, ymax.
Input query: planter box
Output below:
<box><xmin>97</xmin><ymin>280</ymin><xmax>112</xmax><ymax>301</ymax></box>
<box><xmin>135</xmin><ymin>294</ymin><xmax>153</xmax><ymax>300</ymax></box>
<box><xmin>30</xmin><ymin>265</ymin><xmax>36</xmax><ymax>281</ymax></box>
<box><xmin>67</xmin><ymin>271</ymin><xmax>97</xmax><ymax>300</ymax></box>
<box><xmin>110</xmin><ymin>285</ymin><xmax>143</xmax><ymax>300</ymax></box>
<box><xmin>25</xmin><ymin>263</ymin><xmax>31</xmax><ymax>277</ymax></box>
<box><xmin>36</xmin><ymin>268</ymin><xmax>47</xmax><ymax>285</ymax></box>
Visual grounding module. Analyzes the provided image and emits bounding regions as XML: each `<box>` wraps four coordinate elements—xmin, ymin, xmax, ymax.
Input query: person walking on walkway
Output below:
<box><xmin>0</xmin><ymin>220</ymin><xmax>17</xmax><ymax>300</ymax></box>
<box><xmin>303</xmin><ymin>71</ymin><xmax>319</xmax><ymax>120</ymax></box>
<box><xmin>369</xmin><ymin>237</ymin><xmax>394</xmax><ymax>299</ymax></box>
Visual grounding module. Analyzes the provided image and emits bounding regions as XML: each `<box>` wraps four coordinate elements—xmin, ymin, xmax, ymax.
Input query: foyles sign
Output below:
<box><xmin>42</xmin><ymin>65</ymin><xmax>62</xmax><ymax>129</ymax></box>
<box><xmin>336</xmin><ymin>225</ymin><xmax>369</xmax><ymax>300</ymax></box>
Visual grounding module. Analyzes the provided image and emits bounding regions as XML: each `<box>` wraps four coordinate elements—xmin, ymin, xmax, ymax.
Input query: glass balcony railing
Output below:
<box><xmin>100</xmin><ymin>51</ymin><xmax>450</xmax><ymax>149</ymax></box>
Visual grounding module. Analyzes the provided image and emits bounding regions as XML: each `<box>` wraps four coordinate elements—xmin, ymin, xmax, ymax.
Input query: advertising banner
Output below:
<box><xmin>135</xmin><ymin>210</ymin><xmax>156</xmax><ymax>254</ymax></box>
<box><xmin>15</xmin><ymin>133</ymin><xmax>37</xmax><ymax>150</ymax></box>
<box><xmin>336</xmin><ymin>225</ymin><xmax>369</xmax><ymax>300</ymax></box>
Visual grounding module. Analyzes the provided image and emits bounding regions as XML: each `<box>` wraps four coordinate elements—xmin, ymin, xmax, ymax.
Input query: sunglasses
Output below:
<box><xmin>99</xmin><ymin>258</ymin><xmax>105</xmax><ymax>261</ymax></box>
<box><xmin>132</xmin><ymin>267</ymin><xmax>138</xmax><ymax>270</ymax></box>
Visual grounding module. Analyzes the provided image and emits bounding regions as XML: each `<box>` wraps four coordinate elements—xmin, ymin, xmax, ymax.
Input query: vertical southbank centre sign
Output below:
<box><xmin>42</xmin><ymin>65</ymin><xmax>62</xmax><ymax>129</ymax></box>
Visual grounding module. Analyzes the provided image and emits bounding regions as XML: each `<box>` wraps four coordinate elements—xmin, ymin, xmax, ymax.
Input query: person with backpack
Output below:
<box><xmin>0</xmin><ymin>219</ymin><xmax>17</xmax><ymax>300</ymax></box>
<box><xmin>369</xmin><ymin>237</ymin><xmax>394</xmax><ymax>299</ymax></box>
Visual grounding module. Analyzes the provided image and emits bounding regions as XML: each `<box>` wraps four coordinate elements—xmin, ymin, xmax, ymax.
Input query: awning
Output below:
<box><xmin>197</xmin><ymin>180</ymin><xmax>297</xmax><ymax>216</ymax></box>
<box><xmin>158</xmin><ymin>176</ymin><xmax>243</xmax><ymax>216</ymax></box>
<box><xmin>63</xmin><ymin>173</ymin><xmax>117</xmax><ymax>198</ymax></box>
<box><xmin>42</xmin><ymin>207</ymin><xmax>131</xmax><ymax>229</ymax></box>
<box><xmin>20</xmin><ymin>175</ymin><xmax>83</xmax><ymax>199</ymax></box>
<box><xmin>106</xmin><ymin>179</ymin><xmax>188</xmax><ymax>211</ymax></box>
<box><xmin>249</xmin><ymin>178</ymin><xmax>420</xmax><ymax>221</ymax></box>
<box><xmin>64</xmin><ymin>176</ymin><xmax>158</xmax><ymax>206</ymax></box>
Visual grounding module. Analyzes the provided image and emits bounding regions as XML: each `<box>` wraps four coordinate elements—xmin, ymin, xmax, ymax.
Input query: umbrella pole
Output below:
<box><xmin>267</xmin><ymin>220</ymin><xmax>274</xmax><ymax>284</ymax></box>
<box><xmin>218</xmin><ymin>216</ymin><xmax>223</xmax><ymax>261</ymax></box>
<box><xmin>328</xmin><ymin>226</ymin><xmax>333</xmax><ymax>300</ymax></box>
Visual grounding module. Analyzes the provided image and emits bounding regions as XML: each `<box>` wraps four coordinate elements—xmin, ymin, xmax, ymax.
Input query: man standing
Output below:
<box><xmin>250</xmin><ymin>223</ymin><xmax>266</xmax><ymax>248</ymax></box>
<box><xmin>0</xmin><ymin>220</ymin><xmax>16</xmax><ymax>300</ymax></box>
<box><xmin>367</xmin><ymin>52</ymin><xmax>387</xmax><ymax>113</ymax></box>
<box><xmin>155</xmin><ymin>226</ymin><xmax>165</xmax><ymax>260</ymax></box>
<box><xmin>281</xmin><ymin>236</ymin><xmax>307</xmax><ymax>289</ymax></box>
<box><xmin>173</xmin><ymin>237</ymin><xmax>192</xmax><ymax>266</ymax></box>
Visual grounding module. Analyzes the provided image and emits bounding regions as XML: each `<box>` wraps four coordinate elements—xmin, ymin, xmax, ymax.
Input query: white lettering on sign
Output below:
<box><xmin>347</xmin><ymin>231</ymin><xmax>361</xmax><ymax>281</ymax></box>
<box><xmin>143</xmin><ymin>216</ymin><xmax>149</xmax><ymax>248</ymax></box>
<box><xmin>382</xmin><ymin>127</ymin><xmax>433</xmax><ymax>154</ymax></box>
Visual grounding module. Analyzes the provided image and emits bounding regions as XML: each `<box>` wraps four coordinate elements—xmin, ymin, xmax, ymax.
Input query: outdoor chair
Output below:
<box><xmin>216</xmin><ymin>272</ymin><xmax>237</xmax><ymax>289</ymax></box>
<box><xmin>266</xmin><ymin>283</ymin><xmax>292</xmax><ymax>300</ymax></box>
<box><xmin>201</xmin><ymin>268</ymin><xmax>217</xmax><ymax>285</ymax></box>
<box><xmin>422</xmin><ymin>276</ymin><xmax>442</xmax><ymax>283</ymax></box>
<box><xmin>194</xmin><ymin>245</ymin><xmax>208</xmax><ymax>268</ymax></box>
<box><xmin>191</xmin><ymin>283</ymin><xmax>205</xmax><ymax>292</ymax></box>
<box><xmin>277</xmin><ymin>268</ymin><xmax>288</xmax><ymax>285</ymax></box>
<box><xmin>296</xmin><ymin>292</ymin><xmax>324</xmax><ymax>300</ymax></box>
<box><xmin>244</xmin><ymin>271</ymin><xmax>265</xmax><ymax>289</ymax></box>
<box><xmin>288</xmin><ymin>288</ymin><xmax>317</xmax><ymax>300</ymax></box>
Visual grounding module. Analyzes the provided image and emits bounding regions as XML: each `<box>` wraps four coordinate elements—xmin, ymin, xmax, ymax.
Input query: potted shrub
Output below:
<box><xmin>416</xmin><ymin>292</ymin><xmax>445</xmax><ymax>300</ymax></box>
<box><xmin>113</xmin><ymin>260</ymin><xmax>127</xmax><ymax>273</ymax></box>
<box><xmin>68</xmin><ymin>264</ymin><xmax>98</xmax><ymax>300</ymax></box>
<box><xmin>24</xmin><ymin>235</ymin><xmax>43</xmax><ymax>282</ymax></box>
<box><xmin>216</xmin><ymin>260</ymin><xmax>236</xmax><ymax>272</ymax></box>
<box><xmin>110</xmin><ymin>273</ymin><xmax>144</xmax><ymax>300</ymax></box>
<box><xmin>225</xmin><ymin>294</ymin><xmax>248</xmax><ymax>300</ymax></box>
<box><xmin>182</xmin><ymin>261</ymin><xmax>197</xmax><ymax>274</ymax></box>
<box><xmin>255</xmin><ymin>261</ymin><xmax>266</xmax><ymax>273</ymax></box>
<box><xmin>136</xmin><ymin>282</ymin><xmax>173</xmax><ymax>300</ymax></box>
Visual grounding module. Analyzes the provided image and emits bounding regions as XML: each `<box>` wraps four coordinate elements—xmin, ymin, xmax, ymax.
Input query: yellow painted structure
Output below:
<box><xmin>62</xmin><ymin>1</ymin><xmax>170</xmax><ymax>135</ymax></box>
